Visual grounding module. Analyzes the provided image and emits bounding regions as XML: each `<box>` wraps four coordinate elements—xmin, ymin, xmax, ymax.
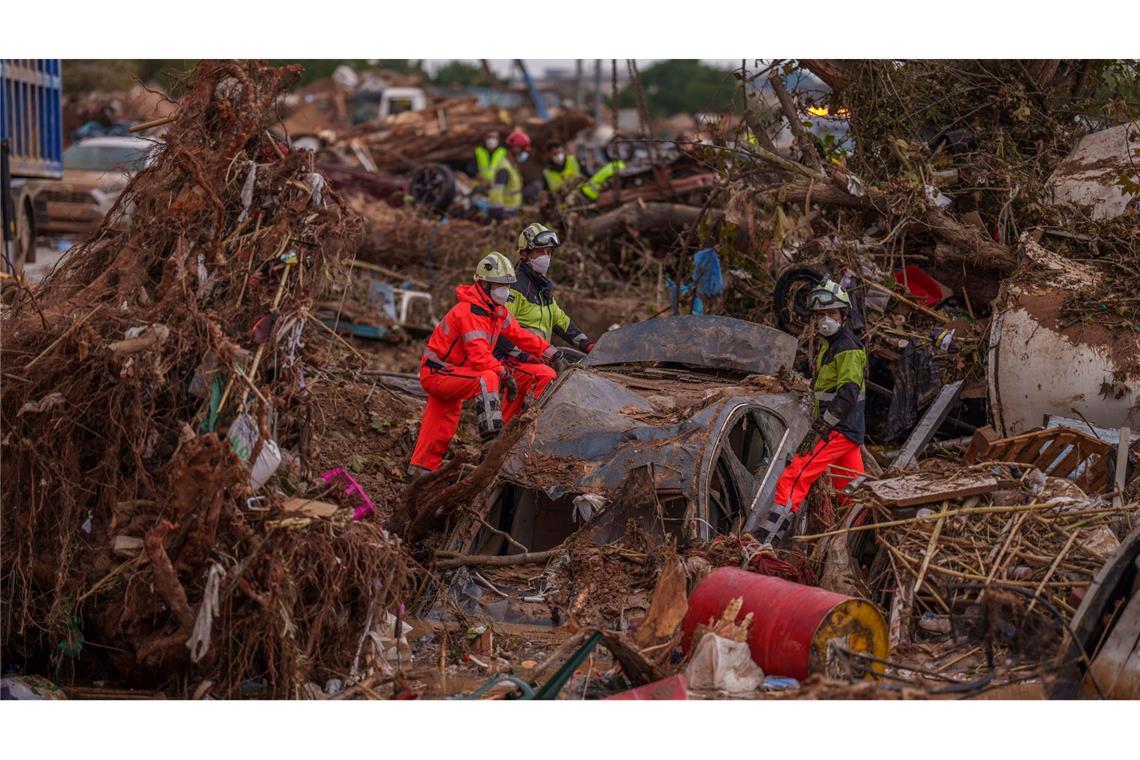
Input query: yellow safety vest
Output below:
<box><xmin>580</xmin><ymin>160</ymin><xmax>626</xmax><ymax>201</ymax></box>
<box><xmin>542</xmin><ymin>155</ymin><xmax>583</xmax><ymax>192</ymax></box>
<box><xmin>488</xmin><ymin>154</ymin><xmax>522</xmax><ymax>211</ymax></box>
<box><xmin>475</xmin><ymin>145</ymin><xmax>506</xmax><ymax>184</ymax></box>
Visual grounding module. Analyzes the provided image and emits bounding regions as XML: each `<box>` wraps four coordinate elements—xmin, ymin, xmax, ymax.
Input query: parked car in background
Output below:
<box><xmin>31</xmin><ymin>135</ymin><xmax>156</xmax><ymax>236</ymax></box>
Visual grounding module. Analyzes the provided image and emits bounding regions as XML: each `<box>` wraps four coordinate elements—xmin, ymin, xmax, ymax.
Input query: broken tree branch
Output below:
<box><xmin>144</xmin><ymin>520</ymin><xmax>195</xmax><ymax>632</ymax></box>
<box><xmin>403</xmin><ymin>407</ymin><xmax>541</xmax><ymax>542</ymax></box>
<box><xmin>769</xmin><ymin>71</ymin><xmax>824</xmax><ymax>172</ymax></box>
<box><xmin>583</xmin><ymin>202</ymin><xmax>725</xmax><ymax>241</ymax></box>
<box><xmin>433</xmin><ymin>547</ymin><xmax>566</xmax><ymax>570</ymax></box>
<box><xmin>799</xmin><ymin>60</ymin><xmax>855</xmax><ymax>94</ymax></box>
<box><xmin>774</xmin><ymin>182</ymin><xmax>1019</xmax><ymax>273</ymax></box>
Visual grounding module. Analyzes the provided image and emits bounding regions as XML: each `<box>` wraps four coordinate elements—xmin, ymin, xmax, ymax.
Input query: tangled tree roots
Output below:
<box><xmin>1</xmin><ymin>60</ymin><xmax>416</xmax><ymax>697</ymax></box>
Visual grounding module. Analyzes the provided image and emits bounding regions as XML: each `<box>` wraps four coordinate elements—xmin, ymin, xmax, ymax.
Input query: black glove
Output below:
<box><xmin>503</xmin><ymin>374</ymin><xmax>519</xmax><ymax>403</ymax></box>
<box><xmin>552</xmin><ymin>350</ymin><xmax>570</xmax><ymax>373</ymax></box>
<box><xmin>797</xmin><ymin>430</ymin><xmax>819</xmax><ymax>456</ymax></box>
<box><xmin>799</xmin><ymin>418</ymin><xmax>832</xmax><ymax>455</ymax></box>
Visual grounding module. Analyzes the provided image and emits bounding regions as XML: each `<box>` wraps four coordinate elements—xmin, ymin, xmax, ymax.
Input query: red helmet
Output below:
<box><xmin>505</xmin><ymin>129</ymin><xmax>531</xmax><ymax>150</ymax></box>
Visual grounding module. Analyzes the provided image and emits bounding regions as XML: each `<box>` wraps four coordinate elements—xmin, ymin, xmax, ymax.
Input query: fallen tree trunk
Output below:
<box><xmin>777</xmin><ymin>182</ymin><xmax>1018</xmax><ymax>273</ymax></box>
<box><xmin>400</xmin><ymin>407</ymin><xmax>539</xmax><ymax>543</ymax></box>
<box><xmin>583</xmin><ymin>202</ymin><xmax>724</xmax><ymax>241</ymax></box>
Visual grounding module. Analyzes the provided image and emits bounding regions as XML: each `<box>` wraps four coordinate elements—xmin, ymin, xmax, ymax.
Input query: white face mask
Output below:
<box><xmin>490</xmin><ymin>285</ymin><xmax>511</xmax><ymax>305</ymax></box>
<box><xmin>518</xmin><ymin>151</ymin><xmax>529</xmax><ymax>163</ymax></box>
<box><xmin>529</xmin><ymin>254</ymin><xmax>551</xmax><ymax>274</ymax></box>
<box><xmin>485</xmin><ymin>137</ymin><xmax>499</xmax><ymax>150</ymax></box>
<box><xmin>819</xmin><ymin>316</ymin><xmax>841</xmax><ymax>337</ymax></box>
<box><xmin>551</xmin><ymin>152</ymin><xmax>565</xmax><ymax>165</ymax></box>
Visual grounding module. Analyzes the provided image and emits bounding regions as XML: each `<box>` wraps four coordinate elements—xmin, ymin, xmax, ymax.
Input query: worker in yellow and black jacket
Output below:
<box><xmin>493</xmin><ymin>222</ymin><xmax>593</xmax><ymax>417</ymax></box>
<box><xmin>542</xmin><ymin>140</ymin><xmax>626</xmax><ymax>203</ymax></box>
<box><xmin>542</xmin><ymin>140</ymin><xmax>583</xmax><ymax>193</ymax></box>
<box><xmin>755</xmin><ymin>278</ymin><xmax>867</xmax><ymax>545</ymax></box>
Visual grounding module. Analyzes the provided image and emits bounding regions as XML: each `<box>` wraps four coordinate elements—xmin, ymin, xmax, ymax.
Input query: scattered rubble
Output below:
<box><xmin>3</xmin><ymin>58</ymin><xmax>1139</xmax><ymax>700</ymax></box>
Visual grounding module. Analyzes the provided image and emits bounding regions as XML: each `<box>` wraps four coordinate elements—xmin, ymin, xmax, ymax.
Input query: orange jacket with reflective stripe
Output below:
<box><xmin>422</xmin><ymin>284</ymin><xmax>554</xmax><ymax>375</ymax></box>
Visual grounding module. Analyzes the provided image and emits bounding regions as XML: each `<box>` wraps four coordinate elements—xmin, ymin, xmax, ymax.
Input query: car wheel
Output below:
<box><xmin>773</xmin><ymin>265</ymin><xmax>824</xmax><ymax>334</ymax></box>
<box><xmin>410</xmin><ymin>164</ymin><xmax>456</xmax><ymax>210</ymax></box>
<box><xmin>4</xmin><ymin>200</ymin><xmax>34</xmax><ymax>279</ymax></box>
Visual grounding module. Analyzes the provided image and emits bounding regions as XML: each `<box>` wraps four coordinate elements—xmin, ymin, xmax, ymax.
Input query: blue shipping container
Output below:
<box><xmin>1</xmin><ymin>59</ymin><xmax>64</xmax><ymax>179</ymax></box>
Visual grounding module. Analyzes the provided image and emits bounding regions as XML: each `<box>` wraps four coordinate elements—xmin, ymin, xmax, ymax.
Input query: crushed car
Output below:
<box><xmin>427</xmin><ymin>315</ymin><xmax>811</xmax><ymax>623</ymax></box>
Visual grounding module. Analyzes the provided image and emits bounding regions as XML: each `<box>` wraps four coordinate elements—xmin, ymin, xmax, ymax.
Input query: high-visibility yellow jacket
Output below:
<box><xmin>488</xmin><ymin>154</ymin><xmax>523</xmax><ymax>211</ymax></box>
<box><xmin>474</xmin><ymin>145</ymin><xmax>506</xmax><ymax>184</ymax></box>
<box><xmin>812</xmin><ymin>326</ymin><xmax>867</xmax><ymax>444</ymax></box>
<box><xmin>580</xmin><ymin>160</ymin><xmax>626</xmax><ymax>201</ymax></box>
<box><xmin>542</xmin><ymin>155</ymin><xmax>583</xmax><ymax>192</ymax></box>
<box><xmin>500</xmin><ymin>262</ymin><xmax>591</xmax><ymax>351</ymax></box>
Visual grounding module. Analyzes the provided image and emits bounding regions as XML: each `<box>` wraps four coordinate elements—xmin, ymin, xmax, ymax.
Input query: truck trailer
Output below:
<box><xmin>1</xmin><ymin>58</ymin><xmax>63</xmax><ymax>281</ymax></box>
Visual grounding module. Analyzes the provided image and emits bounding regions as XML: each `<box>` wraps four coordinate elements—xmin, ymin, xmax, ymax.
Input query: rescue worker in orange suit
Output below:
<box><xmin>407</xmin><ymin>252</ymin><xmax>564</xmax><ymax>480</ymax></box>
<box><xmin>755</xmin><ymin>279</ymin><xmax>866</xmax><ymax>545</ymax></box>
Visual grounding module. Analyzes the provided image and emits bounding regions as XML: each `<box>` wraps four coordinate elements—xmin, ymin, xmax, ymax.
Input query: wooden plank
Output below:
<box><xmin>963</xmin><ymin>426</ymin><xmax>1000</xmax><ymax>465</ymax></box>
<box><xmin>1082</xmin><ymin>462</ymin><xmax>1110</xmax><ymax>494</ymax></box>
<box><xmin>1030</xmin><ymin>432</ymin><xmax>1072</xmax><ymax>472</ymax></box>
<box><xmin>867</xmin><ymin>471</ymin><xmax>1016</xmax><ymax>508</ymax></box>
<box><xmin>1003</xmin><ymin>434</ymin><xmax>1046</xmax><ymax>464</ymax></box>
<box><xmin>1088</xmin><ymin>589</ymin><xmax>1140</xmax><ymax>698</ymax></box>
<box><xmin>1113</xmin><ymin>427</ymin><xmax>1131</xmax><ymax>508</ymax></box>
<box><xmin>1049</xmin><ymin>439</ymin><xmax>1088</xmax><ymax>481</ymax></box>
<box><xmin>891</xmin><ymin>380</ymin><xmax>964</xmax><ymax>471</ymax></box>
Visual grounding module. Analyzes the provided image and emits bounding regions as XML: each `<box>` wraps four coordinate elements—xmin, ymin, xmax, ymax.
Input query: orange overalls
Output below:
<box><xmin>409</xmin><ymin>284</ymin><xmax>558</xmax><ymax>471</ymax></box>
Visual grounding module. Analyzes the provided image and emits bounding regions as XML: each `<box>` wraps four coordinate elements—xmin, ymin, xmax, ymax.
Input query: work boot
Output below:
<box><xmin>754</xmin><ymin>503</ymin><xmax>794</xmax><ymax>547</ymax></box>
<box><xmin>474</xmin><ymin>380</ymin><xmax>504</xmax><ymax>442</ymax></box>
<box><xmin>405</xmin><ymin>464</ymin><xmax>430</xmax><ymax>484</ymax></box>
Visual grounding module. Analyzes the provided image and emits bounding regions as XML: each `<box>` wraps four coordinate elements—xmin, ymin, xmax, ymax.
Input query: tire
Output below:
<box><xmin>773</xmin><ymin>265</ymin><xmax>824</xmax><ymax>334</ymax></box>
<box><xmin>3</xmin><ymin>199</ymin><xmax>34</xmax><ymax>278</ymax></box>
<box><xmin>410</xmin><ymin>164</ymin><xmax>456</xmax><ymax>210</ymax></box>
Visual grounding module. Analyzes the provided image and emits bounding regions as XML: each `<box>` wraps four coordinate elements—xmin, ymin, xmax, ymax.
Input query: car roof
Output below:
<box><xmin>71</xmin><ymin>136</ymin><xmax>155</xmax><ymax>149</ymax></box>
<box><xmin>584</xmin><ymin>315</ymin><xmax>798</xmax><ymax>375</ymax></box>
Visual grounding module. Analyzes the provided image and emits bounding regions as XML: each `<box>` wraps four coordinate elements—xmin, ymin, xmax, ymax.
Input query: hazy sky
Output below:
<box><xmin>422</xmin><ymin>59</ymin><xmax>739</xmax><ymax>77</ymax></box>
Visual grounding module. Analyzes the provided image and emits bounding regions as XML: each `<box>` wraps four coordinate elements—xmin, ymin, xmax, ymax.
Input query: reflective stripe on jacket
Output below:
<box><xmin>812</xmin><ymin>326</ymin><xmax>867</xmax><ymax>444</ymax></box>
<box><xmin>423</xmin><ymin>283</ymin><xmax>553</xmax><ymax>376</ymax></box>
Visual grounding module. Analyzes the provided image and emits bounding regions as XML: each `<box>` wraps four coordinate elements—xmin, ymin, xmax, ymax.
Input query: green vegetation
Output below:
<box><xmin>615</xmin><ymin>59</ymin><xmax>740</xmax><ymax>118</ymax></box>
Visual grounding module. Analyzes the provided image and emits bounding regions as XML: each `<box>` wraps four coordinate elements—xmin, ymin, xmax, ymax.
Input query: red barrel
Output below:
<box><xmin>681</xmin><ymin>567</ymin><xmax>888</xmax><ymax>681</ymax></box>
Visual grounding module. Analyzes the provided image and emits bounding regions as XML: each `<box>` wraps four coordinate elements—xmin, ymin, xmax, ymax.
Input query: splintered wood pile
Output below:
<box><xmin>339</xmin><ymin>99</ymin><xmax>593</xmax><ymax>171</ymax></box>
<box><xmin>842</xmin><ymin>464</ymin><xmax>1132</xmax><ymax>638</ymax></box>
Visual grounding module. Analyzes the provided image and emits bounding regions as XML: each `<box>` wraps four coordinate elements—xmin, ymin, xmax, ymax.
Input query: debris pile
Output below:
<box><xmin>337</xmin><ymin>99</ymin><xmax>593</xmax><ymax>172</ymax></box>
<box><xmin>1</xmin><ymin>60</ymin><xmax>418</xmax><ymax>697</ymax></box>
<box><xmin>5</xmin><ymin>58</ymin><xmax>1138</xmax><ymax>701</ymax></box>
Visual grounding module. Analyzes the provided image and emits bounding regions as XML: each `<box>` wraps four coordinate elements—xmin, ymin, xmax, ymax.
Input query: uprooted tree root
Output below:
<box><xmin>1</xmin><ymin>60</ymin><xmax>417</xmax><ymax>697</ymax></box>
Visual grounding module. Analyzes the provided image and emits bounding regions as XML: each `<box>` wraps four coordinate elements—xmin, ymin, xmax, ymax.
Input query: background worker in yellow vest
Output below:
<box><xmin>474</xmin><ymin>129</ymin><xmax>505</xmax><ymax>188</ymax></box>
<box><xmin>488</xmin><ymin>129</ymin><xmax>529</xmax><ymax>220</ymax></box>
<box><xmin>542</xmin><ymin>140</ymin><xmax>583</xmax><ymax>194</ymax></box>
<box><xmin>578</xmin><ymin>158</ymin><xmax>627</xmax><ymax>202</ymax></box>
